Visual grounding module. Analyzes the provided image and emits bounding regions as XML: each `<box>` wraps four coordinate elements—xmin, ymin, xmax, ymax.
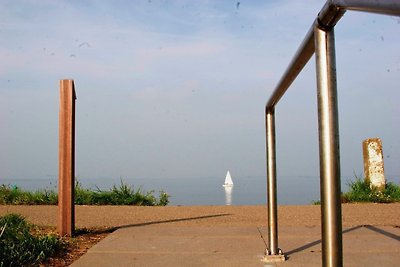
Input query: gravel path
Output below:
<box><xmin>1</xmin><ymin>203</ymin><xmax>399</xmax><ymax>229</ymax></box>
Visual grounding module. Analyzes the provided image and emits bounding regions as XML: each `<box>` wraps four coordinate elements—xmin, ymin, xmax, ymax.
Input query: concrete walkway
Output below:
<box><xmin>70</xmin><ymin>223</ymin><xmax>400</xmax><ymax>267</ymax></box>
<box><xmin>2</xmin><ymin>204</ymin><xmax>399</xmax><ymax>266</ymax></box>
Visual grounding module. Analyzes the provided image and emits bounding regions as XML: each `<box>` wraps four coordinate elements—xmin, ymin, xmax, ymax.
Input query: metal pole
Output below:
<box><xmin>263</xmin><ymin>109</ymin><xmax>285</xmax><ymax>262</ymax></box>
<box><xmin>314</xmin><ymin>22</ymin><xmax>343</xmax><ymax>267</ymax></box>
<box><xmin>266</xmin><ymin>109</ymin><xmax>278</xmax><ymax>255</ymax></box>
<box><xmin>333</xmin><ymin>0</ymin><xmax>400</xmax><ymax>16</ymax></box>
<box><xmin>58</xmin><ymin>79</ymin><xmax>76</xmax><ymax>237</ymax></box>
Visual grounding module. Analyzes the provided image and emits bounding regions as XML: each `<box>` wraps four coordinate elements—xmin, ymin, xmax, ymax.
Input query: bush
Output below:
<box><xmin>312</xmin><ymin>177</ymin><xmax>400</xmax><ymax>204</ymax></box>
<box><xmin>0</xmin><ymin>185</ymin><xmax>58</xmax><ymax>205</ymax></box>
<box><xmin>0</xmin><ymin>179</ymin><xmax>170</xmax><ymax>206</ymax></box>
<box><xmin>75</xmin><ymin>180</ymin><xmax>170</xmax><ymax>206</ymax></box>
<box><xmin>341</xmin><ymin>178</ymin><xmax>400</xmax><ymax>203</ymax></box>
<box><xmin>0</xmin><ymin>214</ymin><xmax>66</xmax><ymax>267</ymax></box>
<box><xmin>158</xmin><ymin>191</ymin><xmax>170</xmax><ymax>206</ymax></box>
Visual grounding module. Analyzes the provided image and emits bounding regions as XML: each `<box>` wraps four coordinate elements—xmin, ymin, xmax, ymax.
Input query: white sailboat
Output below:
<box><xmin>222</xmin><ymin>170</ymin><xmax>234</xmax><ymax>187</ymax></box>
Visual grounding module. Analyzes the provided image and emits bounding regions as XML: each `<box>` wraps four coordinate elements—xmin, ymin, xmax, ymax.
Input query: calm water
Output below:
<box><xmin>2</xmin><ymin>175</ymin><xmax>399</xmax><ymax>206</ymax></box>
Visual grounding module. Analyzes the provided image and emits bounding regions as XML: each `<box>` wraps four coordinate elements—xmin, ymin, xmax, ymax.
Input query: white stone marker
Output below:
<box><xmin>362</xmin><ymin>138</ymin><xmax>385</xmax><ymax>191</ymax></box>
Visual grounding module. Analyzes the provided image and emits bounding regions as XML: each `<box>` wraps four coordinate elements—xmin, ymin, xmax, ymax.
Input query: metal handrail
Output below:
<box><xmin>264</xmin><ymin>1</ymin><xmax>400</xmax><ymax>266</ymax></box>
<box><xmin>266</xmin><ymin>0</ymin><xmax>400</xmax><ymax>112</ymax></box>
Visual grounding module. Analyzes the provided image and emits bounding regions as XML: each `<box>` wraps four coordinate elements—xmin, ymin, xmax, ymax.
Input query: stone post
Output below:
<box><xmin>362</xmin><ymin>138</ymin><xmax>385</xmax><ymax>191</ymax></box>
<box><xmin>58</xmin><ymin>79</ymin><xmax>76</xmax><ymax>236</ymax></box>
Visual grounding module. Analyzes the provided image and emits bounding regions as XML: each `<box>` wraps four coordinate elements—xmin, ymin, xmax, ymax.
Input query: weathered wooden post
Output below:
<box><xmin>58</xmin><ymin>79</ymin><xmax>76</xmax><ymax>236</ymax></box>
<box><xmin>362</xmin><ymin>138</ymin><xmax>385</xmax><ymax>191</ymax></box>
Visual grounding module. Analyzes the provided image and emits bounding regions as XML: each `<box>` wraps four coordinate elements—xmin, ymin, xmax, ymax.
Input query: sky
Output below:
<box><xmin>0</xmin><ymin>0</ymin><xmax>399</xmax><ymax>183</ymax></box>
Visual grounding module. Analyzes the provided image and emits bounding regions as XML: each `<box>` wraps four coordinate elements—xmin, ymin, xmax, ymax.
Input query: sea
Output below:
<box><xmin>2</xmin><ymin>175</ymin><xmax>399</xmax><ymax>206</ymax></box>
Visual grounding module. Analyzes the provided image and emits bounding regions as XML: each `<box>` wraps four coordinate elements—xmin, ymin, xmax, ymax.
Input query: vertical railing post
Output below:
<box><xmin>58</xmin><ymin>79</ymin><xmax>76</xmax><ymax>236</ymax></box>
<box><xmin>263</xmin><ymin>108</ymin><xmax>285</xmax><ymax>262</ymax></box>
<box><xmin>314</xmin><ymin>23</ymin><xmax>343</xmax><ymax>267</ymax></box>
<box><xmin>266</xmin><ymin>109</ymin><xmax>278</xmax><ymax>255</ymax></box>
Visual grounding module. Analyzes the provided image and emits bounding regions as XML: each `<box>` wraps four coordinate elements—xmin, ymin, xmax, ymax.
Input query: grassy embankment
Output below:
<box><xmin>0</xmin><ymin>180</ymin><xmax>169</xmax><ymax>206</ymax></box>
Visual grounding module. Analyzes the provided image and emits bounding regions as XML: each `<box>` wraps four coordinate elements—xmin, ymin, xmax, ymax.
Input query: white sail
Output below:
<box><xmin>223</xmin><ymin>170</ymin><xmax>234</xmax><ymax>187</ymax></box>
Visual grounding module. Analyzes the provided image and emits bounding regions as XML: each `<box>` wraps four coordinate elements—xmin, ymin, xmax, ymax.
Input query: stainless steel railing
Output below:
<box><xmin>264</xmin><ymin>1</ymin><xmax>400</xmax><ymax>266</ymax></box>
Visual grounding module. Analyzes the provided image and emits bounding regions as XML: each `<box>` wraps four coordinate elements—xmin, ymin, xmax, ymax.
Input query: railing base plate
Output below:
<box><xmin>262</xmin><ymin>254</ymin><xmax>286</xmax><ymax>263</ymax></box>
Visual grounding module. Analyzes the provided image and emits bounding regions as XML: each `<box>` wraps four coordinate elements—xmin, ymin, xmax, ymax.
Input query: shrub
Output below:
<box><xmin>341</xmin><ymin>178</ymin><xmax>400</xmax><ymax>203</ymax></box>
<box><xmin>158</xmin><ymin>191</ymin><xmax>170</xmax><ymax>206</ymax></box>
<box><xmin>0</xmin><ymin>185</ymin><xmax>58</xmax><ymax>205</ymax></box>
<box><xmin>0</xmin><ymin>214</ymin><xmax>66</xmax><ymax>267</ymax></box>
<box><xmin>0</xmin><ymin>179</ymin><xmax>170</xmax><ymax>206</ymax></box>
<box><xmin>312</xmin><ymin>177</ymin><xmax>400</xmax><ymax>204</ymax></box>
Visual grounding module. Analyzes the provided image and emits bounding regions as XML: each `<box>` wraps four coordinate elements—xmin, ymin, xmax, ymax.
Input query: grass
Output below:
<box><xmin>74</xmin><ymin>180</ymin><xmax>169</xmax><ymax>206</ymax></box>
<box><xmin>341</xmin><ymin>178</ymin><xmax>400</xmax><ymax>203</ymax></box>
<box><xmin>0</xmin><ymin>185</ymin><xmax>58</xmax><ymax>205</ymax></box>
<box><xmin>312</xmin><ymin>177</ymin><xmax>400</xmax><ymax>204</ymax></box>
<box><xmin>0</xmin><ymin>179</ymin><xmax>169</xmax><ymax>206</ymax></box>
<box><xmin>0</xmin><ymin>214</ymin><xmax>66</xmax><ymax>267</ymax></box>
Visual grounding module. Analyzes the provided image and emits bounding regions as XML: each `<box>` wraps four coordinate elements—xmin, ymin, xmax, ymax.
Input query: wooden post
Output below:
<box><xmin>58</xmin><ymin>79</ymin><xmax>76</xmax><ymax>236</ymax></box>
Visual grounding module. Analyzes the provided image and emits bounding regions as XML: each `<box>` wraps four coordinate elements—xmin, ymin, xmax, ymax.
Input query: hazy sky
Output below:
<box><xmin>1</xmin><ymin>0</ymin><xmax>399</xmax><ymax>182</ymax></box>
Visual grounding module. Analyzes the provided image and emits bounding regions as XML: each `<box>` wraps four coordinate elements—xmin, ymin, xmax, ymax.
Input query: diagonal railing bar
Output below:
<box><xmin>265</xmin><ymin>26</ymin><xmax>315</xmax><ymax>111</ymax></box>
<box><xmin>263</xmin><ymin>1</ymin><xmax>400</xmax><ymax>266</ymax></box>
<box><xmin>265</xmin><ymin>0</ymin><xmax>400</xmax><ymax>112</ymax></box>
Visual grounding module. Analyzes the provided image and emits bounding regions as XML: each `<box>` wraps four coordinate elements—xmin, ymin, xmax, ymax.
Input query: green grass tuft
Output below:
<box><xmin>0</xmin><ymin>214</ymin><xmax>66</xmax><ymax>267</ymax></box>
<box><xmin>0</xmin><ymin>185</ymin><xmax>58</xmax><ymax>205</ymax></box>
<box><xmin>1</xmin><ymin>179</ymin><xmax>169</xmax><ymax>206</ymax></box>
<box><xmin>312</xmin><ymin>177</ymin><xmax>400</xmax><ymax>205</ymax></box>
<box><xmin>341</xmin><ymin>178</ymin><xmax>400</xmax><ymax>203</ymax></box>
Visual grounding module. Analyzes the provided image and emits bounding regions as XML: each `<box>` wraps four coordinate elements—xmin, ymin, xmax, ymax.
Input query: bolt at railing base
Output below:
<box><xmin>262</xmin><ymin>248</ymin><xmax>286</xmax><ymax>263</ymax></box>
<box><xmin>262</xmin><ymin>254</ymin><xmax>286</xmax><ymax>263</ymax></box>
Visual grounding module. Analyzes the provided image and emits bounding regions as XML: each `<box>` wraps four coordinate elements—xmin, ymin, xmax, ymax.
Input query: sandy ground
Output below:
<box><xmin>1</xmin><ymin>203</ymin><xmax>399</xmax><ymax>229</ymax></box>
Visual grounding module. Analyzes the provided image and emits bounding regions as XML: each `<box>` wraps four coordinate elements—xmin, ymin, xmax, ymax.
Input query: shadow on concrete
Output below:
<box><xmin>108</xmin><ymin>213</ymin><xmax>233</xmax><ymax>231</ymax></box>
<box><xmin>364</xmin><ymin>225</ymin><xmax>400</xmax><ymax>242</ymax></box>
<box><xmin>74</xmin><ymin>227</ymin><xmax>115</xmax><ymax>236</ymax></box>
<box><xmin>285</xmin><ymin>225</ymin><xmax>399</xmax><ymax>257</ymax></box>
